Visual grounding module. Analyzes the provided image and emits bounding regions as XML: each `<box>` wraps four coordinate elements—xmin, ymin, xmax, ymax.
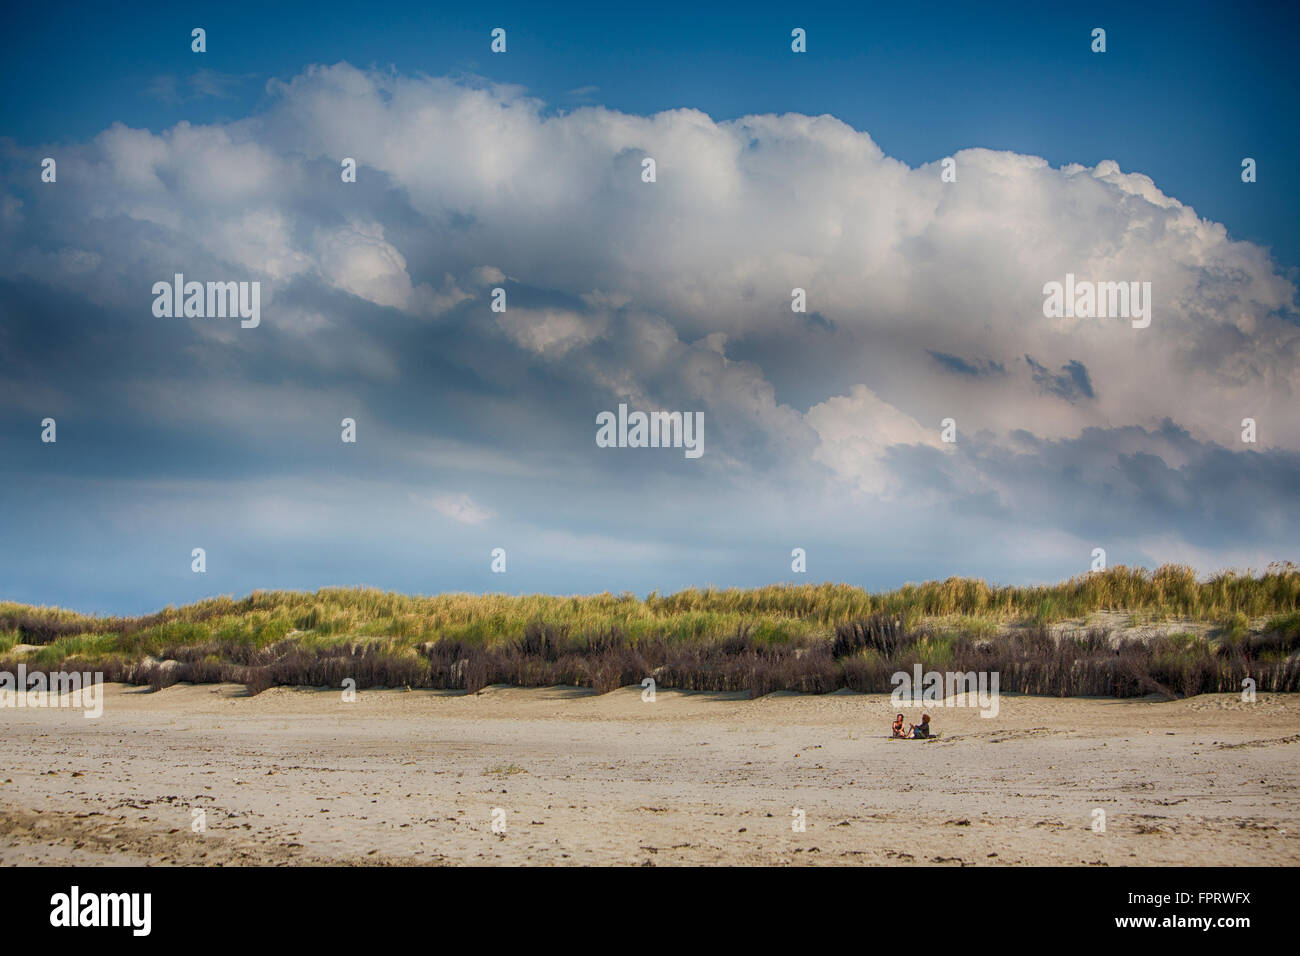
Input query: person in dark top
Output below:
<box><xmin>891</xmin><ymin>713</ymin><xmax>907</xmax><ymax>738</ymax></box>
<box><xmin>908</xmin><ymin>714</ymin><xmax>933</xmax><ymax>738</ymax></box>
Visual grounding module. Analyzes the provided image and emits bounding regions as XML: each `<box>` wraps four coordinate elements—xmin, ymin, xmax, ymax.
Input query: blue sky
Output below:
<box><xmin>1</xmin><ymin>1</ymin><xmax>1297</xmax><ymax>614</ymax></box>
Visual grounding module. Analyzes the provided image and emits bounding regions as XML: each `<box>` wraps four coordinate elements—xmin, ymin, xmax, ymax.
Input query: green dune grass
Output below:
<box><xmin>2</xmin><ymin>564</ymin><xmax>1297</xmax><ymax>699</ymax></box>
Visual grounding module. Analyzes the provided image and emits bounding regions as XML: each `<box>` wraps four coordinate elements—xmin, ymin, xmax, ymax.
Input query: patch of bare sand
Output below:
<box><xmin>1</xmin><ymin>683</ymin><xmax>1296</xmax><ymax>866</ymax></box>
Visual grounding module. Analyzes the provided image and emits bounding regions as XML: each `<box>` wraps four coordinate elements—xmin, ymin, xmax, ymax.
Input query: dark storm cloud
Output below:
<box><xmin>1025</xmin><ymin>356</ymin><xmax>1095</xmax><ymax>402</ymax></box>
<box><xmin>927</xmin><ymin>351</ymin><xmax>1006</xmax><ymax>378</ymax></box>
<box><xmin>885</xmin><ymin>422</ymin><xmax>1300</xmax><ymax>553</ymax></box>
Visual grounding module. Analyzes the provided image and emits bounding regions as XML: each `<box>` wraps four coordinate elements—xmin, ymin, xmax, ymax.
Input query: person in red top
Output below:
<box><xmin>891</xmin><ymin>713</ymin><xmax>907</xmax><ymax>738</ymax></box>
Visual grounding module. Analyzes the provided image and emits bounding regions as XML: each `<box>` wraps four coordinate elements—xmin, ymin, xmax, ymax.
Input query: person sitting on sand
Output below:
<box><xmin>891</xmin><ymin>713</ymin><xmax>907</xmax><ymax>738</ymax></box>
<box><xmin>908</xmin><ymin>714</ymin><xmax>933</xmax><ymax>739</ymax></box>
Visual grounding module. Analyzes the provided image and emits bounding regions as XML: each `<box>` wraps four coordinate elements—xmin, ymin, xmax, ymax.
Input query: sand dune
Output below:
<box><xmin>2</xmin><ymin>683</ymin><xmax>1297</xmax><ymax>866</ymax></box>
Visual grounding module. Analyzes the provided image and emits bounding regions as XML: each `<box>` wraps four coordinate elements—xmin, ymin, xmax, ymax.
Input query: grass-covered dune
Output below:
<box><xmin>3</xmin><ymin>564</ymin><xmax>1299</xmax><ymax>699</ymax></box>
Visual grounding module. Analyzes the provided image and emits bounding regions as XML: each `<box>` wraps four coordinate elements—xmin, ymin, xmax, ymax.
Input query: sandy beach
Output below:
<box><xmin>1</xmin><ymin>683</ymin><xmax>1297</xmax><ymax>866</ymax></box>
